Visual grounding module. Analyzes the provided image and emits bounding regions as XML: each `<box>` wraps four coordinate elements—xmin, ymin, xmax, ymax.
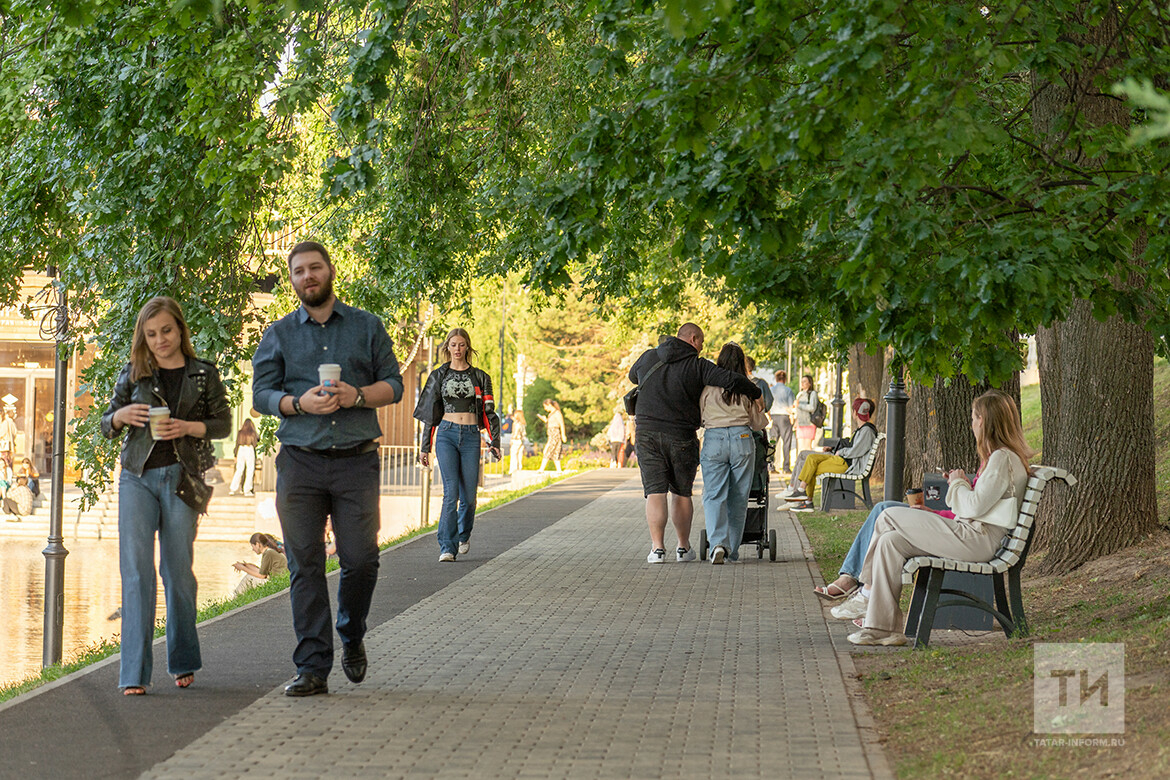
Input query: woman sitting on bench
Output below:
<box><xmin>847</xmin><ymin>389</ymin><xmax>1032</xmax><ymax>646</ymax></box>
<box><xmin>783</xmin><ymin>398</ymin><xmax>877</xmax><ymax>511</ymax></box>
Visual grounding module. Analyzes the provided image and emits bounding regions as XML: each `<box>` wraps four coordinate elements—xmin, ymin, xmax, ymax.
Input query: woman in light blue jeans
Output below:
<box><xmin>814</xmin><ymin>500</ymin><xmax>905</xmax><ymax>598</ymax></box>
<box><xmin>699</xmin><ymin>343</ymin><xmax>767</xmax><ymax>563</ymax></box>
<box><xmin>100</xmin><ymin>297</ymin><xmax>230</xmax><ymax>694</ymax></box>
<box><xmin>815</xmin><ymin>498</ymin><xmax>959</xmax><ymax>599</ymax></box>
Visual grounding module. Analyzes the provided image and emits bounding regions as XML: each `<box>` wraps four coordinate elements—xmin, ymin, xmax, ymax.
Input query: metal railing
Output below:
<box><xmin>379</xmin><ymin>445</ymin><xmax>427</xmax><ymax>495</ymax></box>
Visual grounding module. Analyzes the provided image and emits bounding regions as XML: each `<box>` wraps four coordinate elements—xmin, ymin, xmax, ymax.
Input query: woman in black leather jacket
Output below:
<box><xmin>413</xmin><ymin>328</ymin><xmax>501</xmax><ymax>562</ymax></box>
<box><xmin>100</xmin><ymin>296</ymin><xmax>230</xmax><ymax>695</ymax></box>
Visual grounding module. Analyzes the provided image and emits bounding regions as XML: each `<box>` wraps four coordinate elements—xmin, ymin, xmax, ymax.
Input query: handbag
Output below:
<box><xmin>747</xmin><ymin>400</ymin><xmax>770</xmax><ymax>432</ymax></box>
<box><xmin>624</xmin><ymin>359</ymin><xmax>666</xmax><ymax>415</ymax></box>
<box><xmin>175</xmin><ymin>467</ymin><xmax>213</xmax><ymax>514</ymax></box>
<box><xmin>978</xmin><ymin>496</ymin><xmax>1019</xmax><ymax>530</ymax></box>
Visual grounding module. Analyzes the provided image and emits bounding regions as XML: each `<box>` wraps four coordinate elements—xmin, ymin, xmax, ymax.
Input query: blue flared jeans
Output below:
<box><xmin>118</xmin><ymin>463</ymin><xmax>201</xmax><ymax>688</ymax></box>
<box><xmin>700</xmin><ymin>426</ymin><xmax>756</xmax><ymax>560</ymax></box>
<box><xmin>435</xmin><ymin>421</ymin><xmax>482</xmax><ymax>556</ymax></box>
<box><xmin>839</xmin><ymin>500</ymin><xmax>907</xmax><ymax>580</ymax></box>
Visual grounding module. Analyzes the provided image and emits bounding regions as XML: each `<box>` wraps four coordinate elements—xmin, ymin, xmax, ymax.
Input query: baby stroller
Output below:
<box><xmin>700</xmin><ymin>431</ymin><xmax>778</xmax><ymax>561</ymax></box>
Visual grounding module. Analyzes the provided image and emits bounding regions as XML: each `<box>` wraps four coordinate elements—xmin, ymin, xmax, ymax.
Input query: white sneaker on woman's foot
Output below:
<box><xmin>831</xmin><ymin>592</ymin><xmax>869</xmax><ymax>620</ymax></box>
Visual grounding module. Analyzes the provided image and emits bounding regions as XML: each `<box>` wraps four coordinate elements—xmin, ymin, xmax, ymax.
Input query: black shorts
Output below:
<box><xmin>635</xmin><ymin>429</ymin><xmax>700</xmax><ymax>497</ymax></box>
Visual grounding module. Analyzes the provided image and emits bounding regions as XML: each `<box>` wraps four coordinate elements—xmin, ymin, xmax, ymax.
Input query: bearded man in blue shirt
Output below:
<box><xmin>253</xmin><ymin>241</ymin><xmax>404</xmax><ymax>697</ymax></box>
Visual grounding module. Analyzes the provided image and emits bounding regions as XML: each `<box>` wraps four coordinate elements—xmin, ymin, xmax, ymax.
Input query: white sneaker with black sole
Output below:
<box><xmin>647</xmin><ymin>548</ymin><xmax>666</xmax><ymax>564</ymax></box>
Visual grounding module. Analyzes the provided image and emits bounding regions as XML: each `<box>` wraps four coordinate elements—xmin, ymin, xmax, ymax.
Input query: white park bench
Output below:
<box><xmin>901</xmin><ymin>465</ymin><xmax>1077</xmax><ymax>649</ymax></box>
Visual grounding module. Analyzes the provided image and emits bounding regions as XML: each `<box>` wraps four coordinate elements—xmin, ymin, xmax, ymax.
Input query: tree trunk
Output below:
<box><xmin>1033</xmin><ymin>304</ymin><xmax>1157</xmax><ymax>567</ymax></box>
<box><xmin>848</xmin><ymin>343</ymin><xmax>889</xmax><ymax>482</ymax></box>
<box><xmin>1029</xmin><ymin>3</ymin><xmax>1159</xmax><ymax>571</ymax></box>
<box><xmin>903</xmin><ymin>370</ymin><xmax>1021</xmax><ymax>493</ymax></box>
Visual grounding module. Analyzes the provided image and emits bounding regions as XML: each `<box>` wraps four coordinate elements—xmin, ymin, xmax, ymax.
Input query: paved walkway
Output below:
<box><xmin>0</xmin><ymin>470</ymin><xmax>890</xmax><ymax>779</ymax></box>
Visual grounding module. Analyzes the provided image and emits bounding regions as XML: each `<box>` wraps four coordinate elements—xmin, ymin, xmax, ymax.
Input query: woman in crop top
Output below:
<box><xmin>414</xmin><ymin>328</ymin><xmax>501</xmax><ymax>562</ymax></box>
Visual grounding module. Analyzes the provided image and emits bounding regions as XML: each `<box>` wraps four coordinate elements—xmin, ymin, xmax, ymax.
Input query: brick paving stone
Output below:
<box><xmin>142</xmin><ymin>477</ymin><xmax>889</xmax><ymax>780</ymax></box>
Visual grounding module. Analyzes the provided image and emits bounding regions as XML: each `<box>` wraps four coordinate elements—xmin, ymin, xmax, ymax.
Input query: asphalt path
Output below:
<box><xmin>0</xmin><ymin>469</ymin><xmax>632</xmax><ymax>780</ymax></box>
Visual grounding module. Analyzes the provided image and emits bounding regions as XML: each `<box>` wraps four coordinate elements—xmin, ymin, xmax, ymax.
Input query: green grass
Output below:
<box><xmin>0</xmin><ymin>468</ymin><xmax>590</xmax><ymax>704</ymax></box>
<box><xmin>795</xmin><ymin>359</ymin><xmax>1170</xmax><ymax>779</ymax></box>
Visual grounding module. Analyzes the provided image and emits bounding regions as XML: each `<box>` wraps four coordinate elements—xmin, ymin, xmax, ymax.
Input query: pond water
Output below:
<box><xmin>0</xmin><ymin>539</ymin><xmax>251</xmax><ymax>687</ymax></box>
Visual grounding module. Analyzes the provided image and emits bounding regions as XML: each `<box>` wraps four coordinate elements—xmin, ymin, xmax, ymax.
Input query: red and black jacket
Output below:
<box><xmin>412</xmin><ymin>363</ymin><xmax>502</xmax><ymax>454</ymax></box>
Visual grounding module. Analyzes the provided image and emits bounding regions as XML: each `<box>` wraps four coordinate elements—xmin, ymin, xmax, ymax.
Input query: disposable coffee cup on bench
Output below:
<box><xmin>318</xmin><ymin>363</ymin><xmax>342</xmax><ymax>388</ymax></box>
<box><xmin>905</xmin><ymin>487</ymin><xmax>925</xmax><ymax>508</ymax></box>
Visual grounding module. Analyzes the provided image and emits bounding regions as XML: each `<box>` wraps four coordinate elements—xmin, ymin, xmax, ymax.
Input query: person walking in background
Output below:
<box><xmin>415</xmin><ymin>328</ymin><xmax>502</xmax><ymax>562</ymax></box>
<box><xmin>101</xmin><ymin>296</ymin><xmax>231</xmax><ymax>695</ymax></box>
<box><xmin>253</xmin><ymin>240</ymin><xmax>404</xmax><ymax>696</ymax></box>
<box><xmin>744</xmin><ymin>355</ymin><xmax>773</xmax><ymax>413</ymax></box>
<box><xmin>794</xmin><ymin>375</ymin><xmax>820</xmax><ymax>453</ymax></box>
<box><xmin>769</xmin><ymin>370</ymin><xmax>796</xmax><ymax>473</ymax></box>
<box><xmin>537</xmin><ymin>398</ymin><xmax>566</xmax><ymax>473</ymax></box>
<box><xmin>607</xmin><ymin>407</ymin><xmax>626</xmax><ymax>468</ymax></box>
<box><xmin>629</xmin><ymin>323</ymin><xmax>761</xmax><ymax>564</ymax></box>
<box><xmin>509</xmin><ymin>409</ymin><xmax>527</xmax><ymax>474</ymax></box>
<box><xmin>0</xmin><ymin>408</ymin><xmax>16</xmax><ymax>461</ymax></box>
<box><xmin>700</xmin><ymin>343</ymin><xmax>769</xmax><ymax>564</ymax></box>
<box><xmin>229</xmin><ymin>419</ymin><xmax>259</xmax><ymax>496</ymax></box>
<box><xmin>232</xmin><ymin>532</ymin><xmax>288</xmax><ymax>595</ymax></box>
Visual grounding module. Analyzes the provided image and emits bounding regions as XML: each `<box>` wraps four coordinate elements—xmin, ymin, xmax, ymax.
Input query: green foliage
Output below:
<box><xmin>323</xmin><ymin>0</ymin><xmax>1170</xmax><ymax>386</ymax></box>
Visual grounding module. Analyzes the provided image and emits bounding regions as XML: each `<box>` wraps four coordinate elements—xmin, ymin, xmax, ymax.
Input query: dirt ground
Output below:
<box><xmin>852</xmin><ymin>529</ymin><xmax>1170</xmax><ymax>779</ymax></box>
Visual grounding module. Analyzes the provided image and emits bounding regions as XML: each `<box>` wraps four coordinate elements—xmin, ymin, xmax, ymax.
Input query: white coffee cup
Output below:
<box><xmin>318</xmin><ymin>363</ymin><xmax>342</xmax><ymax>388</ymax></box>
<box><xmin>148</xmin><ymin>406</ymin><xmax>171</xmax><ymax>440</ymax></box>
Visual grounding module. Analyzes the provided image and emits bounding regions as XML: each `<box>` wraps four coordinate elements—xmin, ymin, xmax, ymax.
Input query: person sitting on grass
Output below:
<box><xmin>232</xmin><ymin>533</ymin><xmax>288</xmax><ymax>595</ymax></box>
<box><xmin>783</xmin><ymin>398</ymin><xmax>877</xmax><ymax>512</ymax></box>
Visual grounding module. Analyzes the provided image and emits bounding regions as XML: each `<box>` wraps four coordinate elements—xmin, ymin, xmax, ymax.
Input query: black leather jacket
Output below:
<box><xmin>412</xmin><ymin>363</ymin><xmax>501</xmax><ymax>454</ymax></box>
<box><xmin>101</xmin><ymin>358</ymin><xmax>232</xmax><ymax>476</ymax></box>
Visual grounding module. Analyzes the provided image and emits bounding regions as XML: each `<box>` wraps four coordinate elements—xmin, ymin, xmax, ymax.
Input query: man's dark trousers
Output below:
<box><xmin>275</xmin><ymin>446</ymin><xmax>380</xmax><ymax>678</ymax></box>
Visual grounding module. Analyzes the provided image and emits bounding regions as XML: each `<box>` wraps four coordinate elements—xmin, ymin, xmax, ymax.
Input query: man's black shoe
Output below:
<box><xmin>342</xmin><ymin>641</ymin><xmax>367</xmax><ymax>683</ymax></box>
<box><xmin>284</xmin><ymin>673</ymin><xmax>328</xmax><ymax>697</ymax></box>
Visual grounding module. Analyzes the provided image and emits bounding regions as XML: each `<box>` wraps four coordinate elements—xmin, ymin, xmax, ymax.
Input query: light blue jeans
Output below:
<box><xmin>435</xmin><ymin>421</ymin><xmax>482</xmax><ymax>556</ymax></box>
<box><xmin>839</xmin><ymin>500</ymin><xmax>907</xmax><ymax>581</ymax></box>
<box><xmin>700</xmin><ymin>426</ymin><xmax>756</xmax><ymax>560</ymax></box>
<box><xmin>118</xmin><ymin>463</ymin><xmax>201</xmax><ymax>688</ymax></box>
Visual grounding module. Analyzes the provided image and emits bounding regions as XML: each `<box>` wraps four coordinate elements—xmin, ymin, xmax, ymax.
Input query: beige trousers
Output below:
<box><xmin>859</xmin><ymin>506</ymin><xmax>1003</xmax><ymax>633</ymax></box>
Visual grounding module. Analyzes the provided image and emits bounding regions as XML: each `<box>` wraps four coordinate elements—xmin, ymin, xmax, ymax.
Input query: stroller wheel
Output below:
<box><xmin>769</xmin><ymin>529</ymin><xmax>778</xmax><ymax>561</ymax></box>
<box><xmin>699</xmin><ymin>530</ymin><xmax>709</xmax><ymax>561</ymax></box>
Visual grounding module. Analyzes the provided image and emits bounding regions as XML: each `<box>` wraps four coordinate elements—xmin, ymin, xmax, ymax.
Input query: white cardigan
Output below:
<box><xmin>945</xmin><ymin>448</ymin><xmax>1030</xmax><ymax>529</ymax></box>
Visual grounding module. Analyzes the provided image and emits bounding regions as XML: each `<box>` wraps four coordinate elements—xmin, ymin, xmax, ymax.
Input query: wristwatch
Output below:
<box><xmin>290</xmin><ymin>394</ymin><xmax>304</xmax><ymax>415</ymax></box>
<box><xmin>353</xmin><ymin>386</ymin><xmax>366</xmax><ymax>408</ymax></box>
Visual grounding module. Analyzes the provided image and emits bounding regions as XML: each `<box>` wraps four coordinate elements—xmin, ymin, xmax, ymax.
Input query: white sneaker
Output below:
<box><xmin>847</xmin><ymin>628</ymin><xmax>908</xmax><ymax>647</ymax></box>
<box><xmin>781</xmin><ymin>486</ymin><xmax>800</xmax><ymax>497</ymax></box>
<box><xmin>439</xmin><ymin>552</ymin><xmax>456</xmax><ymax>563</ymax></box>
<box><xmin>676</xmin><ymin>547</ymin><xmax>696</xmax><ymax>563</ymax></box>
<box><xmin>647</xmin><ymin>548</ymin><xmax>666</xmax><ymax>564</ymax></box>
<box><xmin>831</xmin><ymin>592</ymin><xmax>869</xmax><ymax>620</ymax></box>
<box><xmin>711</xmin><ymin>546</ymin><xmax>726</xmax><ymax>565</ymax></box>
<box><xmin>458</xmin><ymin>541</ymin><xmax>470</xmax><ymax>555</ymax></box>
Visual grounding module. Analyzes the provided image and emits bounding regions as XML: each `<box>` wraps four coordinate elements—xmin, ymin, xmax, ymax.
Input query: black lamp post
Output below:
<box><xmin>882</xmin><ymin>362</ymin><xmax>910</xmax><ymax>502</ymax></box>
<box><xmin>830</xmin><ymin>362</ymin><xmax>845</xmax><ymax>440</ymax></box>
<box><xmin>42</xmin><ymin>267</ymin><xmax>70</xmax><ymax>667</ymax></box>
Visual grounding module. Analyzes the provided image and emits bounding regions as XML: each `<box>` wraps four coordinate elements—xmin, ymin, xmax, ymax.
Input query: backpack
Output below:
<box><xmin>809</xmin><ymin>395</ymin><xmax>827</xmax><ymax>427</ymax></box>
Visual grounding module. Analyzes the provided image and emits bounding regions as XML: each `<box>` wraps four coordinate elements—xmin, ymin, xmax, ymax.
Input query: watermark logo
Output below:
<box><xmin>1034</xmin><ymin>643</ymin><xmax>1124</xmax><ymax>735</ymax></box>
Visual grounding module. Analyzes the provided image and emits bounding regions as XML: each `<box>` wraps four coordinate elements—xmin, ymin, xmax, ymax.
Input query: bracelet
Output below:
<box><xmin>353</xmin><ymin>386</ymin><xmax>366</xmax><ymax>408</ymax></box>
<box><xmin>291</xmin><ymin>395</ymin><xmax>303</xmax><ymax>416</ymax></box>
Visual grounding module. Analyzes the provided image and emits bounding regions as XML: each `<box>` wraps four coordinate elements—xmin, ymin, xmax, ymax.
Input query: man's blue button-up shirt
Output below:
<box><xmin>252</xmin><ymin>300</ymin><xmax>404</xmax><ymax>449</ymax></box>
